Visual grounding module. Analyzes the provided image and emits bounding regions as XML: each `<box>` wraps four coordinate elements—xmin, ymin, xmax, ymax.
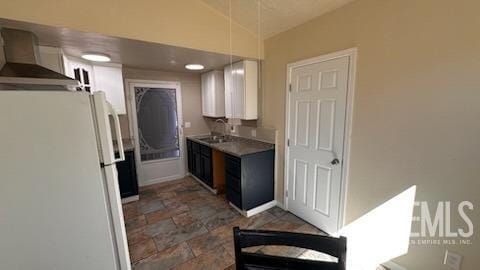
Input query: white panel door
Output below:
<box><xmin>287</xmin><ymin>55</ymin><xmax>350</xmax><ymax>233</ymax></box>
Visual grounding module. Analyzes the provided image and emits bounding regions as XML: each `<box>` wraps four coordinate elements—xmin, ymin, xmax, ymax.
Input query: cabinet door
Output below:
<box><xmin>233</xmin><ymin>61</ymin><xmax>245</xmax><ymax>118</ymax></box>
<box><xmin>201</xmin><ymin>73</ymin><xmax>210</xmax><ymax>116</ymax></box>
<box><xmin>93</xmin><ymin>65</ymin><xmax>126</xmax><ymax>114</ymax></box>
<box><xmin>65</xmin><ymin>58</ymin><xmax>94</xmax><ymax>92</ymax></box>
<box><xmin>191</xmin><ymin>142</ymin><xmax>202</xmax><ymax>179</ymax></box>
<box><xmin>224</xmin><ymin>65</ymin><xmax>233</xmax><ymax>118</ymax></box>
<box><xmin>193</xmin><ymin>152</ymin><xmax>202</xmax><ymax>178</ymax></box>
<box><xmin>202</xmin><ymin>71</ymin><xmax>225</xmax><ymax>117</ymax></box>
<box><xmin>201</xmin><ymin>155</ymin><xmax>213</xmax><ymax>187</ymax></box>
<box><xmin>187</xmin><ymin>140</ymin><xmax>193</xmax><ymax>173</ymax></box>
<box><xmin>224</xmin><ymin>61</ymin><xmax>257</xmax><ymax>120</ymax></box>
<box><xmin>207</xmin><ymin>75</ymin><xmax>214</xmax><ymax>115</ymax></box>
<box><xmin>212</xmin><ymin>71</ymin><xmax>225</xmax><ymax>116</ymax></box>
<box><xmin>243</xmin><ymin>60</ymin><xmax>258</xmax><ymax>120</ymax></box>
<box><xmin>116</xmin><ymin>151</ymin><xmax>138</xmax><ymax>198</ymax></box>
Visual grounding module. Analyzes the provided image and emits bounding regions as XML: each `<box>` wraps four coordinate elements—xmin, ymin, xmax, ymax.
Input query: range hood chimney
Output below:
<box><xmin>0</xmin><ymin>28</ymin><xmax>79</xmax><ymax>90</ymax></box>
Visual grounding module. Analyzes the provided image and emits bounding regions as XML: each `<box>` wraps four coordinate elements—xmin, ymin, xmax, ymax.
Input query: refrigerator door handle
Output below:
<box><xmin>108</xmin><ymin>102</ymin><xmax>125</xmax><ymax>162</ymax></box>
<box><xmin>91</xmin><ymin>91</ymin><xmax>122</xmax><ymax>165</ymax></box>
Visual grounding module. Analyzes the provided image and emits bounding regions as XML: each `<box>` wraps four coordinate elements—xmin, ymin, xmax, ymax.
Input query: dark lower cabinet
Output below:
<box><xmin>187</xmin><ymin>139</ymin><xmax>213</xmax><ymax>188</ymax></box>
<box><xmin>193</xmin><ymin>152</ymin><xmax>202</xmax><ymax>177</ymax></box>
<box><xmin>201</xmin><ymin>155</ymin><xmax>213</xmax><ymax>186</ymax></box>
<box><xmin>116</xmin><ymin>150</ymin><xmax>138</xmax><ymax>198</ymax></box>
<box><xmin>187</xmin><ymin>140</ymin><xmax>193</xmax><ymax>172</ymax></box>
<box><xmin>225</xmin><ymin>151</ymin><xmax>274</xmax><ymax>210</ymax></box>
<box><xmin>187</xmin><ymin>138</ymin><xmax>274</xmax><ymax>209</ymax></box>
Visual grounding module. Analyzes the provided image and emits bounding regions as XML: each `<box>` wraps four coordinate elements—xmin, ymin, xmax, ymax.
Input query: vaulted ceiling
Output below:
<box><xmin>0</xmin><ymin>18</ymin><xmax>242</xmax><ymax>72</ymax></box>
<box><xmin>201</xmin><ymin>0</ymin><xmax>355</xmax><ymax>39</ymax></box>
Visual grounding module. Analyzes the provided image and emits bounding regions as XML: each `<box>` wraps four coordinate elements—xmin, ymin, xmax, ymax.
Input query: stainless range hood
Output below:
<box><xmin>0</xmin><ymin>28</ymin><xmax>79</xmax><ymax>90</ymax></box>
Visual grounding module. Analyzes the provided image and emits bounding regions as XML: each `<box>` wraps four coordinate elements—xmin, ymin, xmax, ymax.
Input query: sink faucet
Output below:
<box><xmin>213</xmin><ymin>119</ymin><xmax>227</xmax><ymax>137</ymax></box>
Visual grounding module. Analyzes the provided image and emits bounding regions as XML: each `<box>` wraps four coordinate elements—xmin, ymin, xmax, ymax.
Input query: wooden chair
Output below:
<box><xmin>233</xmin><ymin>227</ymin><xmax>347</xmax><ymax>270</ymax></box>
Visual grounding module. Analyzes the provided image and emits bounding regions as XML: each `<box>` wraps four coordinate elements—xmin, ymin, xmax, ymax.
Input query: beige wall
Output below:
<box><xmin>0</xmin><ymin>0</ymin><xmax>262</xmax><ymax>59</ymax></box>
<box><xmin>122</xmin><ymin>68</ymin><xmax>210</xmax><ymax>138</ymax></box>
<box><xmin>263</xmin><ymin>0</ymin><xmax>480</xmax><ymax>269</ymax></box>
<box><xmin>0</xmin><ymin>45</ymin><xmax>4</xmax><ymax>67</ymax></box>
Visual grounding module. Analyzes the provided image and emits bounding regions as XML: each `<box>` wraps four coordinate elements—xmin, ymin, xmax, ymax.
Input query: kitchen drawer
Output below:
<box><xmin>225</xmin><ymin>154</ymin><xmax>241</xmax><ymax>164</ymax></box>
<box><xmin>200</xmin><ymin>144</ymin><xmax>211</xmax><ymax>157</ymax></box>
<box><xmin>225</xmin><ymin>154</ymin><xmax>241</xmax><ymax>177</ymax></box>
<box><xmin>225</xmin><ymin>172</ymin><xmax>241</xmax><ymax>193</ymax></box>
<box><xmin>227</xmin><ymin>187</ymin><xmax>242</xmax><ymax>209</ymax></box>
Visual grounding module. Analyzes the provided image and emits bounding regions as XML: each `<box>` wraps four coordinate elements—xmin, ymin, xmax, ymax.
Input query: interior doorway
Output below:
<box><xmin>126</xmin><ymin>79</ymin><xmax>185</xmax><ymax>186</ymax></box>
<box><xmin>284</xmin><ymin>48</ymin><xmax>356</xmax><ymax>234</ymax></box>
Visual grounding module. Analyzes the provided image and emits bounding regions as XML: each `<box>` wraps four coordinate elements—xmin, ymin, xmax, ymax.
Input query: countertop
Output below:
<box><xmin>113</xmin><ymin>139</ymin><xmax>135</xmax><ymax>152</ymax></box>
<box><xmin>187</xmin><ymin>135</ymin><xmax>274</xmax><ymax>157</ymax></box>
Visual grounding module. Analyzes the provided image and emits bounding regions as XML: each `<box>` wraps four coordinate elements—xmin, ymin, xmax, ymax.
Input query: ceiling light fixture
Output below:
<box><xmin>185</xmin><ymin>64</ymin><xmax>204</xmax><ymax>71</ymax></box>
<box><xmin>81</xmin><ymin>53</ymin><xmax>111</xmax><ymax>62</ymax></box>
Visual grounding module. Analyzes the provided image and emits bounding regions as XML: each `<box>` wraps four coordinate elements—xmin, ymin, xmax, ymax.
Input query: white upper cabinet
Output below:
<box><xmin>224</xmin><ymin>60</ymin><xmax>258</xmax><ymax>120</ymax></box>
<box><xmin>224</xmin><ymin>65</ymin><xmax>233</xmax><ymax>118</ymax></box>
<box><xmin>64</xmin><ymin>57</ymin><xmax>94</xmax><ymax>92</ymax></box>
<box><xmin>92</xmin><ymin>65</ymin><xmax>126</xmax><ymax>114</ymax></box>
<box><xmin>201</xmin><ymin>70</ymin><xmax>225</xmax><ymax>117</ymax></box>
<box><xmin>63</xmin><ymin>56</ymin><xmax>126</xmax><ymax>114</ymax></box>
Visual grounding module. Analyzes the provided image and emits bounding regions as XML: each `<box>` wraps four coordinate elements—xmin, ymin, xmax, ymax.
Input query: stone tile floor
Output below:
<box><xmin>122</xmin><ymin>176</ymin><xmax>328</xmax><ymax>270</ymax></box>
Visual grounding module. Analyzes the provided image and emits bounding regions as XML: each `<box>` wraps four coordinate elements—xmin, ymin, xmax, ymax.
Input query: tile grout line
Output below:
<box><xmin>126</xmin><ymin>176</ymin><xmax>306</xmax><ymax>269</ymax></box>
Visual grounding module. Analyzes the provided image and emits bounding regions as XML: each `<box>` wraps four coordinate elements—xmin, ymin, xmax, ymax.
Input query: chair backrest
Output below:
<box><xmin>233</xmin><ymin>227</ymin><xmax>347</xmax><ymax>270</ymax></box>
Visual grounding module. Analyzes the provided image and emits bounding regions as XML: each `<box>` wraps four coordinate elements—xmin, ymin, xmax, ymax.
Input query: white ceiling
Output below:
<box><xmin>0</xmin><ymin>18</ymin><xmax>242</xmax><ymax>73</ymax></box>
<box><xmin>201</xmin><ymin>0</ymin><xmax>355</xmax><ymax>39</ymax></box>
<box><xmin>0</xmin><ymin>1</ymin><xmax>354</xmax><ymax>70</ymax></box>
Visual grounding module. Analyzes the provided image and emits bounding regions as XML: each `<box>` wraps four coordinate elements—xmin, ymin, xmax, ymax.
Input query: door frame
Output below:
<box><xmin>284</xmin><ymin>48</ymin><xmax>357</xmax><ymax>231</ymax></box>
<box><xmin>125</xmin><ymin>79</ymin><xmax>185</xmax><ymax>186</ymax></box>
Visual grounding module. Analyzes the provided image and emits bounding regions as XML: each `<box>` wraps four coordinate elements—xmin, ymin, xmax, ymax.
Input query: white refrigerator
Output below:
<box><xmin>0</xmin><ymin>90</ymin><xmax>131</xmax><ymax>270</ymax></box>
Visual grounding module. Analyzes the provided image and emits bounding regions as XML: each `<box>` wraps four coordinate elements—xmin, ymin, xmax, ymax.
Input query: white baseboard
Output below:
<box><xmin>275</xmin><ymin>200</ymin><xmax>285</xmax><ymax>210</ymax></box>
<box><xmin>246</xmin><ymin>200</ymin><xmax>277</xmax><ymax>217</ymax></box>
<box><xmin>121</xmin><ymin>195</ymin><xmax>139</xmax><ymax>204</ymax></box>
<box><xmin>230</xmin><ymin>200</ymin><xmax>278</xmax><ymax>217</ymax></box>
<box><xmin>383</xmin><ymin>261</ymin><xmax>407</xmax><ymax>270</ymax></box>
<box><xmin>139</xmin><ymin>174</ymin><xmax>186</xmax><ymax>187</ymax></box>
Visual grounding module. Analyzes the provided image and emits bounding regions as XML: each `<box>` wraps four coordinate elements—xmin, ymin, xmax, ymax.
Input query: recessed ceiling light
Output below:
<box><xmin>81</xmin><ymin>53</ymin><xmax>111</xmax><ymax>62</ymax></box>
<box><xmin>185</xmin><ymin>64</ymin><xmax>204</xmax><ymax>70</ymax></box>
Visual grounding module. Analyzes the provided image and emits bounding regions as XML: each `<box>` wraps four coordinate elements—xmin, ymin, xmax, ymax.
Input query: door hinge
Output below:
<box><xmin>289</xmin><ymin>84</ymin><xmax>292</xmax><ymax>92</ymax></box>
<box><xmin>285</xmin><ymin>190</ymin><xmax>288</xmax><ymax>198</ymax></box>
<box><xmin>287</xmin><ymin>139</ymin><xmax>290</xmax><ymax>147</ymax></box>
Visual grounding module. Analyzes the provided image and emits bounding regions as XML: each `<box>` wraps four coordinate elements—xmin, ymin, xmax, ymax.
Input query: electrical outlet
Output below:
<box><xmin>251</xmin><ymin>129</ymin><xmax>256</xmax><ymax>137</ymax></box>
<box><xmin>230</xmin><ymin>125</ymin><xmax>236</xmax><ymax>133</ymax></box>
<box><xmin>444</xmin><ymin>250</ymin><xmax>462</xmax><ymax>270</ymax></box>
<box><xmin>184</xmin><ymin>122</ymin><xmax>191</xmax><ymax>128</ymax></box>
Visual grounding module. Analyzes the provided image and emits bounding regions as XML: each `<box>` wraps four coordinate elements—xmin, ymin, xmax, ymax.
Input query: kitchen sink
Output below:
<box><xmin>198</xmin><ymin>135</ymin><xmax>233</xmax><ymax>144</ymax></box>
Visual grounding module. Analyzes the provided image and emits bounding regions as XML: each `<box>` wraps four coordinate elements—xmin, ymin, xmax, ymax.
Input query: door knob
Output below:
<box><xmin>330</xmin><ymin>158</ymin><xmax>340</xmax><ymax>165</ymax></box>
